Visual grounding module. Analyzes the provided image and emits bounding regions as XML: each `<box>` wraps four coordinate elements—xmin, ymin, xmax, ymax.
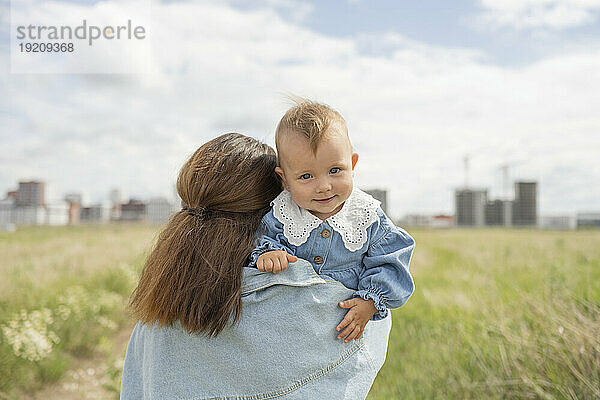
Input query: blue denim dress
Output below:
<box><xmin>248</xmin><ymin>188</ymin><xmax>415</xmax><ymax>320</ymax></box>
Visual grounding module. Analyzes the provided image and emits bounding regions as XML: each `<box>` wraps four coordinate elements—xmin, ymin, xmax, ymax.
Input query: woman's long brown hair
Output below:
<box><xmin>129</xmin><ymin>133</ymin><xmax>281</xmax><ymax>336</ymax></box>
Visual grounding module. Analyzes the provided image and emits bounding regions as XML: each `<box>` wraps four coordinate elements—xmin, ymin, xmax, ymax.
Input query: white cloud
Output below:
<box><xmin>474</xmin><ymin>0</ymin><xmax>600</xmax><ymax>31</ymax></box>
<box><xmin>1</xmin><ymin>0</ymin><xmax>599</xmax><ymax>216</ymax></box>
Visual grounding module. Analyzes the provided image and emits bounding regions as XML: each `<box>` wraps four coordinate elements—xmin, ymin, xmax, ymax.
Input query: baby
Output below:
<box><xmin>248</xmin><ymin>100</ymin><xmax>415</xmax><ymax>343</ymax></box>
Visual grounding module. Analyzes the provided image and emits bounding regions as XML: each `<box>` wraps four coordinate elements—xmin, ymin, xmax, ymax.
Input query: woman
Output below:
<box><xmin>120</xmin><ymin>133</ymin><xmax>392</xmax><ymax>399</ymax></box>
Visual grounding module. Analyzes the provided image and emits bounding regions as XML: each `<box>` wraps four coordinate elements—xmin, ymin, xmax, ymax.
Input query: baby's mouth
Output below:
<box><xmin>314</xmin><ymin>195</ymin><xmax>336</xmax><ymax>204</ymax></box>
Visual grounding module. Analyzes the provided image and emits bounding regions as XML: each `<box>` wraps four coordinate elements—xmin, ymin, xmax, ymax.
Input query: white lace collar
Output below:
<box><xmin>271</xmin><ymin>188</ymin><xmax>381</xmax><ymax>252</ymax></box>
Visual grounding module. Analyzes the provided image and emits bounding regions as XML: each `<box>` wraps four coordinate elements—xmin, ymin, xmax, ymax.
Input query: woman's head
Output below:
<box><xmin>130</xmin><ymin>133</ymin><xmax>281</xmax><ymax>336</ymax></box>
<box><xmin>177</xmin><ymin>133</ymin><xmax>281</xmax><ymax>213</ymax></box>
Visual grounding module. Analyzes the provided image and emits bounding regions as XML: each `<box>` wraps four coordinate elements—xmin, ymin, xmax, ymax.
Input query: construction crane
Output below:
<box><xmin>463</xmin><ymin>154</ymin><xmax>469</xmax><ymax>188</ymax></box>
<box><xmin>498</xmin><ymin>161</ymin><xmax>526</xmax><ymax>199</ymax></box>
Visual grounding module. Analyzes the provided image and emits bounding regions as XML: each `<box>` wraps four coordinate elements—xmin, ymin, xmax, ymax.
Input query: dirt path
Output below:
<box><xmin>21</xmin><ymin>326</ymin><xmax>133</xmax><ymax>400</ymax></box>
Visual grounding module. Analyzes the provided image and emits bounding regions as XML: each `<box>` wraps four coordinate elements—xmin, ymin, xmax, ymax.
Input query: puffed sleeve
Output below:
<box><xmin>247</xmin><ymin>209</ymin><xmax>296</xmax><ymax>268</ymax></box>
<box><xmin>355</xmin><ymin>208</ymin><xmax>415</xmax><ymax>320</ymax></box>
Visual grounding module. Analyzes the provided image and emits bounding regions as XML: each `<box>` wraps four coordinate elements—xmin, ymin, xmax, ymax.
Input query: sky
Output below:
<box><xmin>1</xmin><ymin>0</ymin><xmax>599</xmax><ymax>218</ymax></box>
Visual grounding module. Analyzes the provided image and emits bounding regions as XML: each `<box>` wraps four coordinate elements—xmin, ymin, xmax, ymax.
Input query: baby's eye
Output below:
<box><xmin>300</xmin><ymin>173</ymin><xmax>312</xmax><ymax>180</ymax></box>
<box><xmin>329</xmin><ymin>168</ymin><xmax>340</xmax><ymax>174</ymax></box>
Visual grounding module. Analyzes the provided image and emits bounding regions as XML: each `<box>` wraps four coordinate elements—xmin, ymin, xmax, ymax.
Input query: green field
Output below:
<box><xmin>1</xmin><ymin>225</ymin><xmax>598</xmax><ymax>399</ymax></box>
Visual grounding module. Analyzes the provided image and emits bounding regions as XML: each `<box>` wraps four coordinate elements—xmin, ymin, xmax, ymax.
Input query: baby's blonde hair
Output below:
<box><xmin>275</xmin><ymin>98</ymin><xmax>349</xmax><ymax>155</ymax></box>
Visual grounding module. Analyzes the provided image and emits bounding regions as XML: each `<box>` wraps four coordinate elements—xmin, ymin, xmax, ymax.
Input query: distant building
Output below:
<box><xmin>64</xmin><ymin>193</ymin><xmax>83</xmax><ymax>205</ymax></box>
<box><xmin>540</xmin><ymin>215</ymin><xmax>574</xmax><ymax>230</ymax></box>
<box><xmin>67</xmin><ymin>202</ymin><xmax>80</xmax><ymax>224</ymax></box>
<box><xmin>64</xmin><ymin>193</ymin><xmax>82</xmax><ymax>225</ymax></box>
<box><xmin>485</xmin><ymin>199</ymin><xmax>503</xmax><ymax>226</ymax></box>
<box><xmin>45</xmin><ymin>202</ymin><xmax>69</xmax><ymax>226</ymax></box>
<box><xmin>576</xmin><ymin>213</ymin><xmax>600</xmax><ymax>229</ymax></box>
<box><xmin>0</xmin><ymin>197</ymin><xmax>16</xmax><ymax>226</ymax></box>
<box><xmin>400</xmin><ymin>214</ymin><xmax>454</xmax><ymax>228</ymax></box>
<box><xmin>363</xmin><ymin>189</ymin><xmax>388</xmax><ymax>214</ymax></box>
<box><xmin>17</xmin><ymin>181</ymin><xmax>45</xmax><ymax>206</ymax></box>
<box><xmin>120</xmin><ymin>199</ymin><xmax>146</xmax><ymax>222</ymax></box>
<box><xmin>110</xmin><ymin>188</ymin><xmax>123</xmax><ymax>220</ymax></box>
<box><xmin>432</xmin><ymin>214</ymin><xmax>454</xmax><ymax>228</ymax></box>
<box><xmin>403</xmin><ymin>214</ymin><xmax>433</xmax><ymax>227</ymax></box>
<box><xmin>485</xmin><ymin>199</ymin><xmax>513</xmax><ymax>227</ymax></box>
<box><xmin>455</xmin><ymin>189</ymin><xmax>487</xmax><ymax>227</ymax></box>
<box><xmin>80</xmin><ymin>203</ymin><xmax>111</xmax><ymax>223</ymax></box>
<box><xmin>513</xmin><ymin>181</ymin><xmax>537</xmax><ymax>226</ymax></box>
<box><xmin>146</xmin><ymin>197</ymin><xmax>173</xmax><ymax>224</ymax></box>
<box><xmin>0</xmin><ymin>193</ymin><xmax>68</xmax><ymax>226</ymax></box>
<box><xmin>110</xmin><ymin>188</ymin><xmax>124</xmax><ymax>206</ymax></box>
<box><xmin>13</xmin><ymin>206</ymin><xmax>46</xmax><ymax>225</ymax></box>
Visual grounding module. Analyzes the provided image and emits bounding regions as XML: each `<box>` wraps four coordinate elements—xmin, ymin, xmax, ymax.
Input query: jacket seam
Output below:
<box><xmin>241</xmin><ymin>263</ymin><xmax>345</xmax><ymax>295</ymax></box>
<box><xmin>369</xmin><ymin>220</ymin><xmax>391</xmax><ymax>247</ymax></box>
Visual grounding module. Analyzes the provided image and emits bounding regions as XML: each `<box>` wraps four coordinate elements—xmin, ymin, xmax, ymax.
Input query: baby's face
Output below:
<box><xmin>276</xmin><ymin>129</ymin><xmax>358</xmax><ymax>220</ymax></box>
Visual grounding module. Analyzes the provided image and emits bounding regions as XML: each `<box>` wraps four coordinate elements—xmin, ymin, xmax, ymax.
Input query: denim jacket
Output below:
<box><xmin>120</xmin><ymin>260</ymin><xmax>392</xmax><ymax>400</ymax></box>
<box><xmin>248</xmin><ymin>188</ymin><xmax>415</xmax><ymax>320</ymax></box>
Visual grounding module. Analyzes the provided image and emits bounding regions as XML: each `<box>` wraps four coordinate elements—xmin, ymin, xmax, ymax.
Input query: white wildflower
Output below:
<box><xmin>57</xmin><ymin>286</ymin><xmax>89</xmax><ymax>320</ymax></box>
<box><xmin>97</xmin><ymin>316</ymin><xmax>117</xmax><ymax>331</ymax></box>
<box><xmin>113</xmin><ymin>358</ymin><xmax>125</xmax><ymax>370</ymax></box>
<box><xmin>1</xmin><ymin>308</ymin><xmax>60</xmax><ymax>362</ymax></box>
<box><xmin>62</xmin><ymin>382</ymin><xmax>78</xmax><ymax>392</ymax></box>
<box><xmin>57</xmin><ymin>304</ymin><xmax>71</xmax><ymax>320</ymax></box>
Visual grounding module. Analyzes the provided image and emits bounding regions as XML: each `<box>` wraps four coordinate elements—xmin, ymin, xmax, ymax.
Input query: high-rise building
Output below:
<box><xmin>513</xmin><ymin>181</ymin><xmax>537</xmax><ymax>226</ymax></box>
<box><xmin>485</xmin><ymin>199</ymin><xmax>503</xmax><ymax>226</ymax></box>
<box><xmin>455</xmin><ymin>189</ymin><xmax>487</xmax><ymax>226</ymax></box>
<box><xmin>485</xmin><ymin>199</ymin><xmax>513</xmax><ymax>226</ymax></box>
<box><xmin>17</xmin><ymin>181</ymin><xmax>45</xmax><ymax>206</ymax></box>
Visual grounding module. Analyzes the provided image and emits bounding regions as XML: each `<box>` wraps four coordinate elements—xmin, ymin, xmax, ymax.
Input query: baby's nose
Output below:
<box><xmin>316</xmin><ymin>178</ymin><xmax>332</xmax><ymax>192</ymax></box>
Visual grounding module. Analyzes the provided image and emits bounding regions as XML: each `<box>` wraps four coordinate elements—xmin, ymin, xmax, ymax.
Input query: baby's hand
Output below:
<box><xmin>336</xmin><ymin>298</ymin><xmax>378</xmax><ymax>343</ymax></box>
<box><xmin>256</xmin><ymin>251</ymin><xmax>298</xmax><ymax>274</ymax></box>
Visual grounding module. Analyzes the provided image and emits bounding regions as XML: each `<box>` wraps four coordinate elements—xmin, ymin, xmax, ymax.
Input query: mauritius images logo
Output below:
<box><xmin>16</xmin><ymin>19</ymin><xmax>146</xmax><ymax>46</ymax></box>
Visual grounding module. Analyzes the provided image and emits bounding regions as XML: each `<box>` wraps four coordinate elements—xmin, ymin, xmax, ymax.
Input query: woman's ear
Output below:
<box><xmin>275</xmin><ymin>167</ymin><xmax>288</xmax><ymax>190</ymax></box>
<box><xmin>351</xmin><ymin>153</ymin><xmax>359</xmax><ymax>170</ymax></box>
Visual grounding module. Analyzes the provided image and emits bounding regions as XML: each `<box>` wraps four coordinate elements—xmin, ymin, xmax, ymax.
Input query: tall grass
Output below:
<box><xmin>1</xmin><ymin>226</ymin><xmax>598</xmax><ymax>399</ymax></box>
<box><xmin>0</xmin><ymin>224</ymin><xmax>158</xmax><ymax>397</ymax></box>
<box><xmin>368</xmin><ymin>229</ymin><xmax>600</xmax><ymax>399</ymax></box>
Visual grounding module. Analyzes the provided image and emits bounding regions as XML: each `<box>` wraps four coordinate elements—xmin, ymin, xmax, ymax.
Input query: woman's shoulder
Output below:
<box><xmin>121</xmin><ymin>262</ymin><xmax>391</xmax><ymax>399</ymax></box>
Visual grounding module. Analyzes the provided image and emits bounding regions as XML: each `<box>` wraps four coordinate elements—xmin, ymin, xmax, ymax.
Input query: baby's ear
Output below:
<box><xmin>275</xmin><ymin>167</ymin><xmax>288</xmax><ymax>189</ymax></box>
<box><xmin>351</xmin><ymin>153</ymin><xmax>359</xmax><ymax>170</ymax></box>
